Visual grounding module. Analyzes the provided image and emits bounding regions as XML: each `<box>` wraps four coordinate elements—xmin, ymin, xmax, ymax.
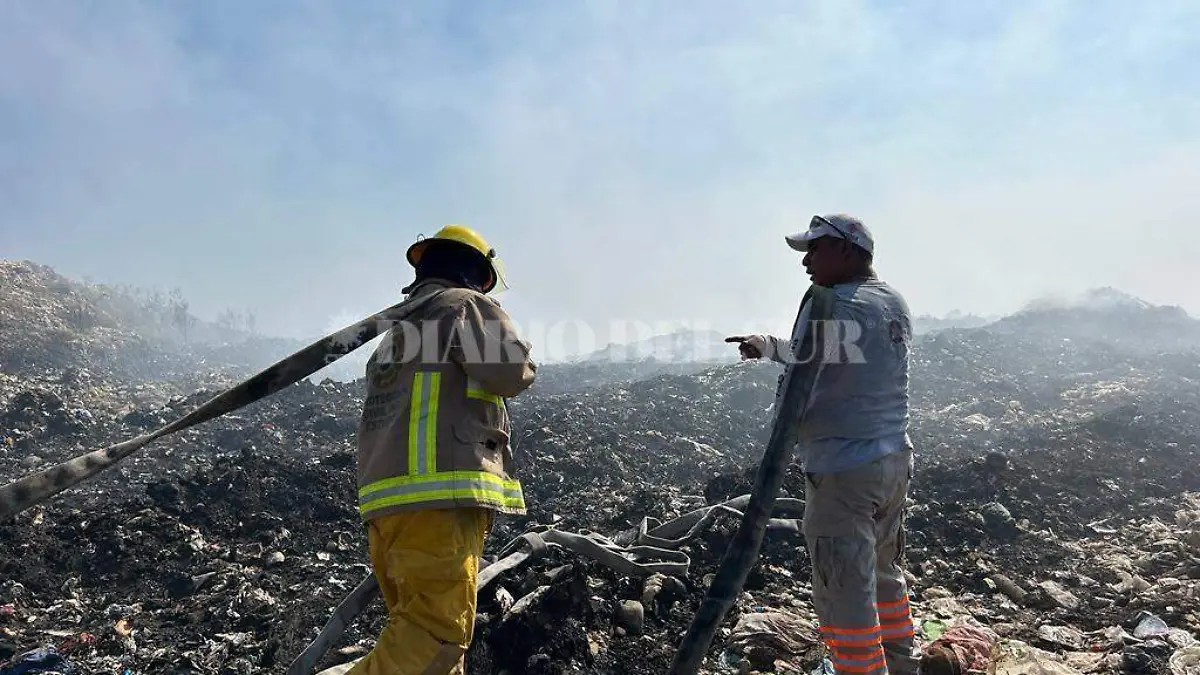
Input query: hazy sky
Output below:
<box><xmin>2</xmin><ymin>1</ymin><xmax>1198</xmax><ymax>359</ymax></box>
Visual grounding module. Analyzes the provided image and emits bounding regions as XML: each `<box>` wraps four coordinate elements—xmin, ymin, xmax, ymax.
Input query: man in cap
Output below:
<box><xmin>347</xmin><ymin>224</ymin><xmax>536</xmax><ymax>675</ymax></box>
<box><xmin>726</xmin><ymin>214</ymin><xmax>918</xmax><ymax>675</ymax></box>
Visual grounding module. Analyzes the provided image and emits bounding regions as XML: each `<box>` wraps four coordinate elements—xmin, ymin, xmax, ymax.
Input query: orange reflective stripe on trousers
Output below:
<box><xmin>877</xmin><ymin>594</ymin><xmax>915</xmax><ymax>642</ymax></box>
<box><xmin>821</xmin><ymin>625</ymin><xmax>888</xmax><ymax>675</ymax></box>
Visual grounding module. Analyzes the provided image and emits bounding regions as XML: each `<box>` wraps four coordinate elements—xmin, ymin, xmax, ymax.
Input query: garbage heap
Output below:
<box><xmin>1</xmin><ymin>261</ymin><xmax>1199</xmax><ymax>674</ymax></box>
<box><xmin>2</xmin><ymin>447</ymin><xmax>1197</xmax><ymax>675</ymax></box>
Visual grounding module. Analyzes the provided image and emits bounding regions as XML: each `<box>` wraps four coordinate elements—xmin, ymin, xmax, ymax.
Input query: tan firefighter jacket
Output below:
<box><xmin>356</xmin><ymin>278</ymin><xmax>536</xmax><ymax>521</ymax></box>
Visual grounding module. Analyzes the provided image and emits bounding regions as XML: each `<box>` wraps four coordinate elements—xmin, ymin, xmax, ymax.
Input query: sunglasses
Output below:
<box><xmin>810</xmin><ymin>215</ymin><xmax>853</xmax><ymax>243</ymax></box>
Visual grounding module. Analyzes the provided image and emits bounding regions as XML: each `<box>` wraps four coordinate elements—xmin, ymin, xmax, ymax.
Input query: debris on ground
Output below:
<box><xmin>2</xmin><ymin>263</ymin><xmax>1199</xmax><ymax>674</ymax></box>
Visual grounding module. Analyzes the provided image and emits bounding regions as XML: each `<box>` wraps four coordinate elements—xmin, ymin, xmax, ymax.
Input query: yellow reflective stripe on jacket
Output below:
<box><xmin>359</xmin><ymin>470</ymin><xmax>526</xmax><ymax>514</ymax></box>
<box><xmin>465</xmin><ymin>378</ymin><xmax>503</xmax><ymax>406</ymax></box>
<box><xmin>466</xmin><ymin>388</ymin><xmax>503</xmax><ymax>406</ymax></box>
<box><xmin>407</xmin><ymin>371</ymin><xmax>441</xmax><ymax>475</ymax></box>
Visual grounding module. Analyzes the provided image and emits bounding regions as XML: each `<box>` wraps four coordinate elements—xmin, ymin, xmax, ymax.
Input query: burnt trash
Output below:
<box><xmin>726</xmin><ymin>610</ymin><xmax>821</xmax><ymax>672</ymax></box>
<box><xmin>0</xmin><ymin>646</ymin><xmax>70</xmax><ymax>675</ymax></box>
<box><xmin>616</xmin><ymin>600</ymin><xmax>644</xmax><ymax>635</ymax></box>
<box><xmin>980</xmin><ymin>502</ymin><xmax>1019</xmax><ymax>540</ymax></box>
<box><xmin>3</xmin><ymin>264</ymin><xmax>1200</xmax><ymax>674</ymax></box>
<box><xmin>482</xmin><ymin>562</ymin><xmax>593</xmax><ymax>674</ymax></box>
<box><xmin>641</xmin><ymin>573</ymin><xmax>686</xmax><ymax>615</ymax></box>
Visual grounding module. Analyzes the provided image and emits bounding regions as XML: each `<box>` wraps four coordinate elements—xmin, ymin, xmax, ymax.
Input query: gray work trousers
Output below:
<box><xmin>804</xmin><ymin>449</ymin><xmax>919</xmax><ymax>675</ymax></box>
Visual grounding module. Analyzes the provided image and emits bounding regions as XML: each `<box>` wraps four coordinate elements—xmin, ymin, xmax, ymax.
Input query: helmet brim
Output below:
<box><xmin>406</xmin><ymin>238</ymin><xmax>503</xmax><ymax>294</ymax></box>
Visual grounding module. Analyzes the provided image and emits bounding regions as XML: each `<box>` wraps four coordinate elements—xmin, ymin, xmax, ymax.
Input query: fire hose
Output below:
<box><xmin>671</xmin><ymin>284</ymin><xmax>834</xmax><ymax>674</ymax></box>
<box><xmin>0</xmin><ymin>290</ymin><xmax>447</xmax><ymax>522</ymax></box>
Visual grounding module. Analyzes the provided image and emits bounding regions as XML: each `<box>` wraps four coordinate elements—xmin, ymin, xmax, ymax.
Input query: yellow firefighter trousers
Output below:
<box><xmin>347</xmin><ymin>507</ymin><xmax>493</xmax><ymax>675</ymax></box>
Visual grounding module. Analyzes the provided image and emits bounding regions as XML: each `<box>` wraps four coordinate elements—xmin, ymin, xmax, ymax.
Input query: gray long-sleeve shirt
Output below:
<box><xmin>767</xmin><ymin>278</ymin><xmax>914</xmax><ymax>473</ymax></box>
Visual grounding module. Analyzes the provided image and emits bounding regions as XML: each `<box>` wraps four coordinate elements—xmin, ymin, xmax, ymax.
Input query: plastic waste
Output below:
<box><xmin>1133</xmin><ymin>612</ymin><xmax>1170</xmax><ymax>639</ymax></box>
<box><xmin>728</xmin><ymin>610</ymin><xmax>819</xmax><ymax>661</ymax></box>
<box><xmin>921</xmin><ymin>619</ymin><xmax>948</xmax><ymax>641</ymax></box>
<box><xmin>993</xmin><ymin>639</ymin><xmax>1079</xmax><ymax>675</ymax></box>
<box><xmin>1036</xmin><ymin>625</ymin><xmax>1086</xmax><ymax>651</ymax></box>
<box><xmin>0</xmin><ymin>646</ymin><xmax>71</xmax><ymax>675</ymax></box>
<box><xmin>809</xmin><ymin>657</ymin><xmax>834</xmax><ymax>675</ymax></box>
<box><xmin>921</xmin><ymin>624</ymin><xmax>999</xmax><ymax>675</ymax></box>
<box><xmin>1170</xmin><ymin>646</ymin><xmax>1200</xmax><ymax>675</ymax></box>
<box><xmin>719</xmin><ymin>650</ymin><xmax>742</xmax><ymax>669</ymax></box>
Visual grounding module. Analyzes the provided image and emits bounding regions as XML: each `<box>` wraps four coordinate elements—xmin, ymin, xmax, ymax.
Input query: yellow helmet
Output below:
<box><xmin>405</xmin><ymin>224</ymin><xmax>509</xmax><ymax>294</ymax></box>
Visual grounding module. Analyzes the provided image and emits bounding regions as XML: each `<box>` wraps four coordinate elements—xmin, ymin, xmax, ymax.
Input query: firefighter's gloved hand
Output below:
<box><xmin>725</xmin><ymin>334</ymin><xmax>770</xmax><ymax>360</ymax></box>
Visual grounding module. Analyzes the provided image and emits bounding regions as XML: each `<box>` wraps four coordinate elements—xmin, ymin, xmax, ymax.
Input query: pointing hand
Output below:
<box><xmin>725</xmin><ymin>335</ymin><xmax>769</xmax><ymax>360</ymax></box>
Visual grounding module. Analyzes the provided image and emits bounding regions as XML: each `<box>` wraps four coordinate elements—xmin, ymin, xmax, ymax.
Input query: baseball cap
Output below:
<box><xmin>785</xmin><ymin>214</ymin><xmax>874</xmax><ymax>255</ymax></box>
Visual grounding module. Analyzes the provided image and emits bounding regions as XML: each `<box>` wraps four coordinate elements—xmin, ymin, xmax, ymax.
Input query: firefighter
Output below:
<box><xmin>727</xmin><ymin>214</ymin><xmax>918</xmax><ymax>675</ymax></box>
<box><xmin>349</xmin><ymin>224</ymin><xmax>536</xmax><ymax>675</ymax></box>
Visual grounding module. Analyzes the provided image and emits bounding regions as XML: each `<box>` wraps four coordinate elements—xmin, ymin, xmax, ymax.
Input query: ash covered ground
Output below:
<box><xmin>1</xmin><ymin>260</ymin><xmax>1199</xmax><ymax>675</ymax></box>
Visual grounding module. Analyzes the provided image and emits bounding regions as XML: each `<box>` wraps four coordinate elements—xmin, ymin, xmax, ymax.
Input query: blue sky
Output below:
<box><xmin>2</xmin><ymin>1</ymin><xmax>1199</xmax><ymax>358</ymax></box>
